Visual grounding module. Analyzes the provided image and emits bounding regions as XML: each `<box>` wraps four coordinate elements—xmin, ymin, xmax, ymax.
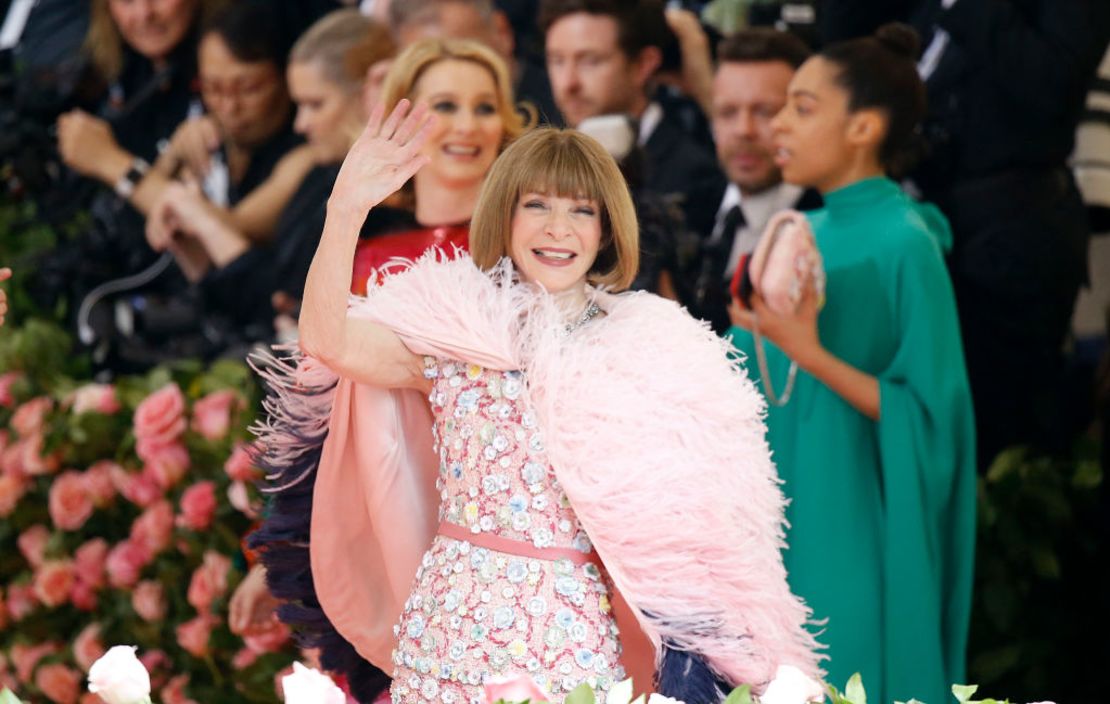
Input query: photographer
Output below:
<box><xmin>55</xmin><ymin>0</ymin><xmax>221</xmax><ymax>190</ymax></box>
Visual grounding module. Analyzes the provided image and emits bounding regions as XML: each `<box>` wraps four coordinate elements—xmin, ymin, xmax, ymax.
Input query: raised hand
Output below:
<box><xmin>329</xmin><ymin>99</ymin><xmax>435</xmax><ymax>217</ymax></box>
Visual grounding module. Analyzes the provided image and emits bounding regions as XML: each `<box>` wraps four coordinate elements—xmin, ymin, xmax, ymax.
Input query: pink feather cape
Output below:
<box><xmin>255</xmin><ymin>253</ymin><xmax>822</xmax><ymax>690</ymax></box>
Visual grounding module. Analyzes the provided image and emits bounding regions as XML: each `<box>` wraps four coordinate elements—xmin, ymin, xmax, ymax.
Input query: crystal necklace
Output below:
<box><xmin>564</xmin><ymin>302</ymin><xmax>602</xmax><ymax>335</ymax></box>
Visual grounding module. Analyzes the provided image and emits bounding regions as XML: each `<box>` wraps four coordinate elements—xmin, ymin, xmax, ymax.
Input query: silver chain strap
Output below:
<box><xmin>752</xmin><ymin>318</ymin><xmax>798</xmax><ymax>407</ymax></box>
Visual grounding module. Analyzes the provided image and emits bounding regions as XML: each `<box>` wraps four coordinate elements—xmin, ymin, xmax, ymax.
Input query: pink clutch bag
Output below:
<box><xmin>746</xmin><ymin>210</ymin><xmax>825</xmax><ymax>316</ymax></box>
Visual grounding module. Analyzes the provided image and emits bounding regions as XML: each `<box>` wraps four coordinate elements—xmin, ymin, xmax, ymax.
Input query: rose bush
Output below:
<box><xmin>0</xmin><ymin>320</ymin><xmax>295</xmax><ymax>703</ymax></box>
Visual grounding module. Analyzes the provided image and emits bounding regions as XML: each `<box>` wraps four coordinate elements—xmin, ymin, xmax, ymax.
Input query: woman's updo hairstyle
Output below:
<box><xmin>819</xmin><ymin>22</ymin><xmax>927</xmax><ymax>177</ymax></box>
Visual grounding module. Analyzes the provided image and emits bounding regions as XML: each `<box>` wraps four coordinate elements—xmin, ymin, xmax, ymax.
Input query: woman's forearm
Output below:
<box><xmin>298</xmin><ymin>202</ymin><xmax>365</xmax><ymax>362</ymax></box>
<box><xmin>796</xmin><ymin>347</ymin><xmax>881</xmax><ymax>421</ymax></box>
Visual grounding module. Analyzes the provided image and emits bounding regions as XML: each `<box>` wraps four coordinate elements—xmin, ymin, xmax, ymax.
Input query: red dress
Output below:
<box><xmin>351</xmin><ymin>224</ymin><xmax>470</xmax><ymax>295</ymax></box>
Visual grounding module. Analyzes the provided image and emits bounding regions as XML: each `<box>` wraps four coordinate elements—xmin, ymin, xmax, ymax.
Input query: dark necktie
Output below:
<box><xmin>693</xmin><ymin>204</ymin><xmax>745</xmax><ymax>331</ymax></box>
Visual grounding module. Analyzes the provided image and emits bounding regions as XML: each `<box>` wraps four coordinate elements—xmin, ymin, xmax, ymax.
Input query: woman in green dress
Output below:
<box><xmin>727</xmin><ymin>24</ymin><xmax>976</xmax><ymax>704</ymax></box>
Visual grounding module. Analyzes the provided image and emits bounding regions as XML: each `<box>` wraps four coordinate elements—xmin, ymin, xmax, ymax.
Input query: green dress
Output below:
<box><xmin>727</xmin><ymin>177</ymin><xmax>976</xmax><ymax>704</ymax></box>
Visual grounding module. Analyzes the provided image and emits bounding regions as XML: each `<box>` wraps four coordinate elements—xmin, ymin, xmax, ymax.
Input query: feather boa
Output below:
<box><xmin>252</xmin><ymin>252</ymin><xmax>823</xmax><ymax>700</ymax></box>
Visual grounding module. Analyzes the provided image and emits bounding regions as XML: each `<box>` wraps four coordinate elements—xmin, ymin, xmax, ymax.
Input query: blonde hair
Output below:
<box><xmin>379</xmin><ymin>38</ymin><xmax>529</xmax><ymax>146</ymax></box>
<box><xmin>85</xmin><ymin>0</ymin><xmax>224</xmax><ymax>83</ymax></box>
<box><xmin>290</xmin><ymin>9</ymin><xmax>396</xmax><ymax>95</ymax></box>
<box><xmin>470</xmin><ymin>128</ymin><xmax>640</xmax><ymax>291</ymax></box>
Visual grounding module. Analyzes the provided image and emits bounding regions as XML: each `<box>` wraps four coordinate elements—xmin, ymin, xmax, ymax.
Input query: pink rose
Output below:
<box><xmin>132</xmin><ymin>580</ymin><xmax>167</xmax><ymax>622</ymax></box>
<box><xmin>11</xmin><ymin>396</ymin><xmax>52</xmax><ymax>437</ymax></box>
<box><xmin>483</xmin><ymin>675</ymin><xmax>552</xmax><ymax>704</ymax></box>
<box><xmin>140</xmin><ymin>649</ymin><xmax>171</xmax><ymax>690</ymax></box>
<box><xmin>49</xmin><ymin>470</ymin><xmax>95</xmax><ymax>531</ymax></box>
<box><xmin>84</xmin><ymin>461</ymin><xmax>118</xmax><ymax>506</ymax></box>
<box><xmin>33</xmin><ymin>559</ymin><xmax>75</xmax><ymax>607</ymax></box>
<box><xmin>71</xmin><ymin>383</ymin><xmax>120</xmax><ymax>415</ymax></box>
<box><xmin>191</xmin><ymin>389</ymin><xmax>242</xmax><ymax>441</ymax></box>
<box><xmin>6</xmin><ymin>583</ymin><xmax>37</xmax><ymax>621</ymax></box>
<box><xmin>130</xmin><ymin>500</ymin><xmax>174</xmax><ymax>556</ymax></box>
<box><xmin>177</xmin><ymin>481</ymin><xmax>217</xmax><ymax>531</ymax></box>
<box><xmin>0</xmin><ymin>371</ymin><xmax>23</xmax><ymax>407</ymax></box>
<box><xmin>0</xmin><ymin>473</ymin><xmax>26</xmax><ymax>517</ymax></box>
<box><xmin>110</xmin><ymin>465</ymin><xmax>162</xmax><ymax>508</ymax></box>
<box><xmin>106</xmin><ymin>540</ymin><xmax>149</xmax><ymax>589</ymax></box>
<box><xmin>70</xmin><ymin>580</ymin><xmax>99</xmax><ymax>612</ymax></box>
<box><xmin>223</xmin><ymin>442</ymin><xmax>258</xmax><ymax>482</ymax></box>
<box><xmin>18</xmin><ymin>433</ymin><xmax>60</xmax><ymax>476</ymax></box>
<box><xmin>73</xmin><ymin>623</ymin><xmax>106</xmax><ymax>672</ymax></box>
<box><xmin>231</xmin><ymin>647</ymin><xmax>260</xmax><ymax>670</ymax></box>
<box><xmin>18</xmin><ymin>524</ymin><xmax>50</xmax><ymax>568</ymax></box>
<box><xmin>0</xmin><ymin>439</ymin><xmax>25</xmax><ymax>477</ymax></box>
<box><xmin>141</xmin><ymin>443</ymin><xmax>190</xmax><ymax>490</ymax></box>
<box><xmin>243</xmin><ymin>619</ymin><xmax>291</xmax><ymax>654</ymax></box>
<box><xmin>36</xmin><ymin>662</ymin><xmax>81</xmax><ymax>704</ymax></box>
<box><xmin>186</xmin><ymin>550</ymin><xmax>231</xmax><ymax>613</ymax></box>
<box><xmin>161</xmin><ymin>674</ymin><xmax>200</xmax><ymax>704</ymax></box>
<box><xmin>10</xmin><ymin>641</ymin><xmax>59</xmax><ymax>682</ymax></box>
<box><xmin>74</xmin><ymin>539</ymin><xmax>109</xmax><ymax>589</ymax></box>
<box><xmin>133</xmin><ymin>384</ymin><xmax>186</xmax><ymax>457</ymax></box>
<box><xmin>175</xmin><ymin>614</ymin><xmax>218</xmax><ymax>658</ymax></box>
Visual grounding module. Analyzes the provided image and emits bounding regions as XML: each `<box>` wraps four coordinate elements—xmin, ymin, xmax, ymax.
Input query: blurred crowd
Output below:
<box><xmin>0</xmin><ymin>0</ymin><xmax>1107</xmax><ymax>485</ymax></box>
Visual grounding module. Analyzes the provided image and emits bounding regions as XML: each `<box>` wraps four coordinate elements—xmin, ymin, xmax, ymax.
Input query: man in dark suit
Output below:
<box><xmin>684</xmin><ymin>28</ymin><xmax>821</xmax><ymax>333</ymax></box>
<box><xmin>538</xmin><ymin>0</ymin><xmax>724</xmax><ymax>216</ymax></box>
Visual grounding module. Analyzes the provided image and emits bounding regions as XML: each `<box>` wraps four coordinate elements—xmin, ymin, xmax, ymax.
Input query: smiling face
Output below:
<box><xmin>409</xmin><ymin>58</ymin><xmax>505</xmax><ymax>187</ymax></box>
<box><xmin>509</xmin><ymin>191</ymin><xmax>603</xmax><ymax>293</ymax></box>
<box><xmin>108</xmin><ymin>0</ymin><xmax>197</xmax><ymax>63</ymax></box>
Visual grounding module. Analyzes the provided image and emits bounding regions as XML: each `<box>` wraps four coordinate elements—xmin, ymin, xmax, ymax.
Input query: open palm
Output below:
<box><xmin>331</xmin><ymin>99</ymin><xmax>436</xmax><ymax>216</ymax></box>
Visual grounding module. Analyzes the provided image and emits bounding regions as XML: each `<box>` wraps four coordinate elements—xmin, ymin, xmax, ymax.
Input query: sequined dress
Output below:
<box><xmin>390</xmin><ymin>358</ymin><xmax>625</xmax><ymax>703</ymax></box>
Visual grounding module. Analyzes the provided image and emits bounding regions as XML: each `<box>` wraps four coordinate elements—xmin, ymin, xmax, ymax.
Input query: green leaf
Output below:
<box><xmin>951</xmin><ymin>684</ymin><xmax>978</xmax><ymax>702</ymax></box>
<box><xmin>723</xmin><ymin>683</ymin><xmax>753</xmax><ymax>704</ymax></box>
<box><xmin>844</xmin><ymin>673</ymin><xmax>867</xmax><ymax>704</ymax></box>
<box><xmin>563</xmin><ymin>683</ymin><xmax>597</xmax><ymax>704</ymax></box>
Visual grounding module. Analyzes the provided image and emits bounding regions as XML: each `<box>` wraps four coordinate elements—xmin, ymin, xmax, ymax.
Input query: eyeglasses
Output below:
<box><xmin>199</xmin><ymin>77</ymin><xmax>276</xmax><ymax>101</ymax></box>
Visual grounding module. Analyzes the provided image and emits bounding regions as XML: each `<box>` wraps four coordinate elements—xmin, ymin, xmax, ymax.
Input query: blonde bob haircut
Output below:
<box><xmin>470</xmin><ymin>128</ymin><xmax>640</xmax><ymax>291</ymax></box>
<box><xmin>378</xmin><ymin>38</ymin><xmax>530</xmax><ymax>147</ymax></box>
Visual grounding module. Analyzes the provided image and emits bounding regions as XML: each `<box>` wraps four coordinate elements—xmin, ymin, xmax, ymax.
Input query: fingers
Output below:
<box><xmin>378</xmin><ymin>98</ymin><xmax>411</xmax><ymax>140</ymax></box>
<box><xmin>0</xmin><ymin>268</ymin><xmax>11</xmax><ymax>282</ymax></box>
<box><xmin>728</xmin><ymin>297</ymin><xmax>755</xmax><ymax>330</ymax></box>
<box><xmin>392</xmin><ymin>101</ymin><xmax>430</xmax><ymax>145</ymax></box>
<box><xmin>364</xmin><ymin>100</ymin><xmax>386</xmax><ymax>137</ymax></box>
<box><xmin>396</xmin><ymin>111</ymin><xmax>438</xmax><ymax>162</ymax></box>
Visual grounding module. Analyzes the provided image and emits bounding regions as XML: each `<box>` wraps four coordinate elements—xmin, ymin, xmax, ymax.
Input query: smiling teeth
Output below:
<box><xmin>535</xmin><ymin>250</ymin><xmax>573</xmax><ymax>260</ymax></box>
<box><xmin>444</xmin><ymin>145</ymin><xmax>479</xmax><ymax>155</ymax></box>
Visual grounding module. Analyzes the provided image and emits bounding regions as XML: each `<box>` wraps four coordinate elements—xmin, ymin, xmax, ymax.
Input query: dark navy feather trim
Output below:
<box><xmin>248</xmin><ymin>369</ymin><xmax>391</xmax><ymax>703</ymax></box>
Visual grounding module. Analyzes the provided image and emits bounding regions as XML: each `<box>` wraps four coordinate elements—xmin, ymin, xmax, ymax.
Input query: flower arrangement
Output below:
<box><xmin>0</xmin><ymin>321</ymin><xmax>297</xmax><ymax>702</ymax></box>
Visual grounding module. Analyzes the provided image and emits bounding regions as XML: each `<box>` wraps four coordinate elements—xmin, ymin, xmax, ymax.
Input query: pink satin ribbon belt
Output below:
<box><xmin>437</xmin><ymin>520</ymin><xmax>600</xmax><ymax>567</ymax></box>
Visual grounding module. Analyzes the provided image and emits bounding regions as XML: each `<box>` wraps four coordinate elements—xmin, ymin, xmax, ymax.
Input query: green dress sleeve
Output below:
<box><xmin>875</xmin><ymin>224</ymin><xmax>977</xmax><ymax>693</ymax></box>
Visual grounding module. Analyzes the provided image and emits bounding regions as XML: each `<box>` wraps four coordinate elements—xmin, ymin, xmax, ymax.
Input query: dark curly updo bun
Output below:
<box><xmin>819</xmin><ymin>22</ymin><xmax>927</xmax><ymax>177</ymax></box>
<box><xmin>874</xmin><ymin>22</ymin><xmax>921</xmax><ymax>60</ymax></box>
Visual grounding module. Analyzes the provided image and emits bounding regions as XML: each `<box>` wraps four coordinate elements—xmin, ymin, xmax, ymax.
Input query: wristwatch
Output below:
<box><xmin>113</xmin><ymin>157</ymin><xmax>151</xmax><ymax>199</ymax></box>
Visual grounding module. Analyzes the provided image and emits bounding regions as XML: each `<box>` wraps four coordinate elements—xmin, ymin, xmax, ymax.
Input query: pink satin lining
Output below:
<box><xmin>437</xmin><ymin>520</ymin><xmax>601</xmax><ymax>567</ymax></box>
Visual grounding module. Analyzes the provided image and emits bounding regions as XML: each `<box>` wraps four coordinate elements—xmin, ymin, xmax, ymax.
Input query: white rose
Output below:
<box><xmin>87</xmin><ymin>646</ymin><xmax>152</xmax><ymax>704</ymax></box>
<box><xmin>282</xmin><ymin>662</ymin><xmax>346</xmax><ymax>704</ymax></box>
<box><xmin>760</xmin><ymin>665</ymin><xmax>825</xmax><ymax>704</ymax></box>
